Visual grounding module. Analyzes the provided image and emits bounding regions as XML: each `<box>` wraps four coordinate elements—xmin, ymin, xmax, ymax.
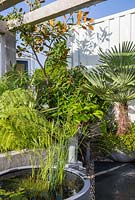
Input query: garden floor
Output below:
<box><xmin>95</xmin><ymin>161</ymin><xmax>135</xmax><ymax>200</ymax></box>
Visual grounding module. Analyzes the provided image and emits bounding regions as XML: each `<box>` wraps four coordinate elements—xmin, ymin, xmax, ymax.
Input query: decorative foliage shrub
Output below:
<box><xmin>101</xmin><ymin>131</ymin><xmax>135</xmax><ymax>154</ymax></box>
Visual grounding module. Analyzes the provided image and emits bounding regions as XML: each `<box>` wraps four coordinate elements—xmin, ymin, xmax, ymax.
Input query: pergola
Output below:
<box><xmin>0</xmin><ymin>0</ymin><xmax>105</xmax><ymax>75</ymax></box>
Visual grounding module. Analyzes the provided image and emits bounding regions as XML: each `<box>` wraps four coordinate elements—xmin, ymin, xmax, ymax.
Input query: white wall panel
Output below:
<box><xmin>131</xmin><ymin>12</ymin><xmax>135</xmax><ymax>42</ymax></box>
<box><xmin>119</xmin><ymin>14</ymin><xmax>131</xmax><ymax>43</ymax></box>
<box><xmin>109</xmin><ymin>17</ymin><xmax>119</xmax><ymax>47</ymax></box>
<box><xmin>69</xmin><ymin>8</ymin><xmax>135</xmax><ymax>67</ymax></box>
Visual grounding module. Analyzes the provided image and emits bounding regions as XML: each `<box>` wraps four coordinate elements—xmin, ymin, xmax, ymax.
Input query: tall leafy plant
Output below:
<box><xmin>33</xmin><ymin>66</ymin><xmax>107</xmax><ymax>124</ymax></box>
<box><xmin>82</xmin><ymin>41</ymin><xmax>135</xmax><ymax>135</ymax></box>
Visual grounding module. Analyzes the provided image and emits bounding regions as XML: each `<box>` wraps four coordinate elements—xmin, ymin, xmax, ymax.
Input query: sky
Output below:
<box><xmin>90</xmin><ymin>0</ymin><xmax>135</xmax><ymax>19</ymax></box>
<box><xmin>1</xmin><ymin>0</ymin><xmax>135</xmax><ymax>20</ymax></box>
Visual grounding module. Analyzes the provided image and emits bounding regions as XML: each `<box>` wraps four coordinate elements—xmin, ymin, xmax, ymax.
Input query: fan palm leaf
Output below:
<box><xmin>99</xmin><ymin>41</ymin><xmax>135</xmax><ymax>67</ymax></box>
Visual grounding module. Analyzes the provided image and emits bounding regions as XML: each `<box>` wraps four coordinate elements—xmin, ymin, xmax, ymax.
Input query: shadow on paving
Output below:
<box><xmin>95</xmin><ymin>161</ymin><xmax>135</xmax><ymax>200</ymax></box>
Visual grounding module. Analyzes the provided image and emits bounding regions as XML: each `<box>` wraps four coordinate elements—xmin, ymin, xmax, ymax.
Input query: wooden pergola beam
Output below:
<box><xmin>0</xmin><ymin>0</ymin><xmax>24</xmax><ymax>12</ymax></box>
<box><xmin>8</xmin><ymin>0</ymin><xmax>105</xmax><ymax>29</ymax></box>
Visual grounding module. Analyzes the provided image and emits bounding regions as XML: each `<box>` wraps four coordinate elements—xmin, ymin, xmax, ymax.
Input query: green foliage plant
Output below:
<box><xmin>4</xmin><ymin>64</ymin><xmax>30</xmax><ymax>90</ymax></box>
<box><xmin>33</xmin><ymin>65</ymin><xmax>107</xmax><ymax>125</ymax></box>
<box><xmin>0</xmin><ymin>88</ymin><xmax>48</xmax><ymax>152</ymax></box>
<box><xmin>101</xmin><ymin>132</ymin><xmax>135</xmax><ymax>155</ymax></box>
<box><xmin>98</xmin><ymin>120</ymin><xmax>135</xmax><ymax>156</ymax></box>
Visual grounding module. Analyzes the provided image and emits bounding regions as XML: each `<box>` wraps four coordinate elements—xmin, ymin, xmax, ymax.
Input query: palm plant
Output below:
<box><xmin>82</xmin><ymin>41</ymin><xmax>135</xmax><ymax>135</ymax></box>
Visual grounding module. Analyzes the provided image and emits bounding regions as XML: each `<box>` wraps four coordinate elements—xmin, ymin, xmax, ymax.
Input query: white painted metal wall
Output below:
<box><xmin>68</xmin><ymin>8</ymin><xmax>135</xmax><ymax>68</ymax></box>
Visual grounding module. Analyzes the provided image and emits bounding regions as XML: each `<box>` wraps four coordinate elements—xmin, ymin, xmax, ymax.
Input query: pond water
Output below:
<box><xmin>95</xmin><ymin>162</ymin><xmax>135</xmax><ymax>200</ymax></box>
<box><xmin>0</xmin><ymin>168</ymin><xmax>84</xmax><ymax>200</ymax></box>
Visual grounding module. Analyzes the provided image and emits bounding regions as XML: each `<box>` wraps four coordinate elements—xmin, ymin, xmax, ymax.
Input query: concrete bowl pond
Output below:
<box><xmin>0</xmin><ymin>151</ymin><xmax>90</xmax><ymax>200</ymax></box>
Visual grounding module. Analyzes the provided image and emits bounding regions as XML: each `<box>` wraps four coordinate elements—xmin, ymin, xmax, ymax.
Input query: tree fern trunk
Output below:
<box><xmin>116</xmin><ymin>103</ymin><xmax>131</xmax><ymax>135</ymax></box>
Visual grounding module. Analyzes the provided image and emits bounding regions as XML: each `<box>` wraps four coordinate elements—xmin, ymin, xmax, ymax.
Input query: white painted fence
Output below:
<box><xmin>68</xmin><ymin>8</ymin><xmax>135</xmax><ymax>68</ymax></box>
